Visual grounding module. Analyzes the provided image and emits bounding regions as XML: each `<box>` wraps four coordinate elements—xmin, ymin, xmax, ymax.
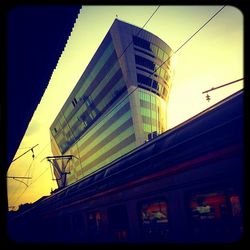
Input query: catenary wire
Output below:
<box><xmin>8</xmin><ymin>140</ymin><xmax>53</xmax><ymax>206</ymax></box>
<box><xmin>149</xmin><ymin>5</ymin><xmax>226</xmax><ymax>79</ymax></box>
<box><xmin>70</xmin><ymin>5</ymin><xmax>228</xmax><ymax>146</ymax></box>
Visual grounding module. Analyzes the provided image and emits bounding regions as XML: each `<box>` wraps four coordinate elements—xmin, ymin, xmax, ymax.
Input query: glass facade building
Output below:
<box><xmin>50</xmin><ymin>19</ymin><xmax>174</xmax><ymax>187</ymax></box>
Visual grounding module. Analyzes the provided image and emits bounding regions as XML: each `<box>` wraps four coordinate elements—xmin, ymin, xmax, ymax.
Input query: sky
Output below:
<box><xmin>7</xmin><ymin>5</ymin><xmax>243</xmax><ymax>211</ymax></box>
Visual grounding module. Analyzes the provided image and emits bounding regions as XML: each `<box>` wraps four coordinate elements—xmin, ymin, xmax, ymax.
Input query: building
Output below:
<box><xmin>49</xmin><ymin>19</ymin><xmax>174</xmax><ymax>187</ymax></box>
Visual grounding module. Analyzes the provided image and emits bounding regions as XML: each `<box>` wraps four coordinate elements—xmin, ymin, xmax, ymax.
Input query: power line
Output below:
<box><xmin>9</xmin><ymin>142</ymin><xmax>43</xmax><ymax>200</ymax></box>
<box><xmin>202</xmin><ymin>78</ymin><xmax>244</xmax><ymax>94</ymax></box>
<box><xmin>10</xmin><ymin>164</ymin><xmax>51</xmax><ymax>208</ymax></box>
<box><xmin>8</xmin><ymin>140</ymin><xmax>52</xmax><ymax>204</ymax></box>
<box><xmin>149</xmin><ymin>5</ymin><xmax>226</xmax><ymax>79</ymax></box>
<box><xmin>143</xmin><ymin>6</ymin><xmax>226</xmax><ymax>136</ymax></box>
<box><xmin>35</xmin><ymin>139</ymin><xmax>53</xmax><ymax>158</ymax></box>
<box><xmin>12</xmin><ymin>144</ymin><xmax>38</xmax><ymax>162</ymax></box>
<box><xmin>12</xmin><ymin>186</ymin><xmax>28</xmax><ymax>207</ymax></box>
<box><xmin>18</xmin><ymin>146</ymin><xmax>34</xmax><ymax>150</ymax></box>
<box><xmin>202</xmin><ymin>78</ymin><xmax>244</xmax><ymax>101</ymax></box>
<box><xmin>7</xmin><ymin>177</ymin><xmax>31</xmax><ymax>188</ymax></box>
<box><xmin>8</xmin><ymin>157</ymin><xmax>34</xmax><ymax>203</ymax></box>
<box><xmin>118</xmin><ymin>5</ymin><xmax>160</xmax><ymax>60</ymax></box>
<box><xmin>31</xmin><ymin>165</ymin><xmax>51</xmax><ymax>185</ymax></box>
<box><xmin>7</xmin><ymin>176</ymin><xmax>32</xmax><ymax>179</ymax></box>
<box><xmin>72</xmin><ymin>5</ymin><xmax>227</xmax><ymax>143</ymax></box>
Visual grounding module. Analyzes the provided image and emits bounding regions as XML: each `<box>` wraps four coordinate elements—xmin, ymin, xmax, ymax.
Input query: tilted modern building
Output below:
<box><xmin>49</xmin><ymin>19</ymin><xmax>174</xmax><ymax>187</ymax></box>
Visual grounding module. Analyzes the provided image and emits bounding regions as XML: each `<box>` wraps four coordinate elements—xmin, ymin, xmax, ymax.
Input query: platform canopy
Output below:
<box><xmin>5</xmin><ymin>5</ymin><xmax>81</xmax><ymax>172</ymax></box>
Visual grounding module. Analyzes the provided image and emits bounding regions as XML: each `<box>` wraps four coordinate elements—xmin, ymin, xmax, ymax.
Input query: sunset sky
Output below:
<box><xmin>7</xmin><ymin>5</ymin><xmax>243</xmax><ymax>210</ymax></box>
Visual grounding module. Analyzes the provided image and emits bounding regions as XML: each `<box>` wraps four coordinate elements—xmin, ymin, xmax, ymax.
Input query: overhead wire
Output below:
<box><xmin>8</xmin><ymin>139</ymin><xmax>54</xmax><ymax>207</ymax></box>
<box><xmin>144</xmin><ymin>5</ymin><xmax>226</xmax><ymax>138</ymax></box>
<box><xmin>72</xmin><ymin>5</ymin><xmax>227</xmax><ymax>142</ymax></box>
<box><xmin>18</xmin><ymin>146</ymin><xmax>34</xmax><ymax>150</ymax></box>
<box><xmin>28</xmin><ymin>139</ymin><xmax>53</xmax><ymax>180</ymax></box>
<box><xmin>148</xmin><ymin>5</ymin><xmax>226</xmax><ymax>78</ymax></box>
<box><xmin>30</xmin><ymin>164</ymin><xmax>51</xmax><ymax>186</ymax></box>
<box><xmin>10</xmin><ymin>163</ymin><xmax>51</xmax><ymax>208</ymax></box>
<box><xmin>8</xmin><ymin>157</ymin><xmax>34</xmax><ymax>203</ymax></box>
<box><xmin>12</xmin><ymin>186</ymin><xmax>28</xmax><ymax>207</ymax></box>
<box><xmin>11</xmin><ymin>162</ymin><xmax>50</xmax><ymax>207</ymax></box>
<box><xmin>118</xmin><ymin>5</ymin><xmax>160</xmax><ymax>60</ymax></box>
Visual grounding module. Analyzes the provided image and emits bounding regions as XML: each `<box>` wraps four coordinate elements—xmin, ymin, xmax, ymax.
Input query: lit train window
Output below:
<box><xmin>87</xmin><ymin>211</ymin><xmax>103</xmax><ymax>241</ymax></box>
<box><xmin>188</xmin><ymin>189</ymin><xmax>243</xmax><ymax>242</ymax></box>
<box><xmin>230</xmin><ymin>195</ymin><xmax>242</xmax><ymax>217</ymax></box>
<box><xmin>141</xmin><ymin>200</ymin><xmax>168</xmax><ymax>224</ymax></box>
<box><xmin>138</xmin><ymin>199</ymin><xmax>169</xmax><ymax>241</ymax></box>
<box><xmin>190</xmin><ymin>192</ymin><xmax>227</xmax><ymax>220</ymax></box>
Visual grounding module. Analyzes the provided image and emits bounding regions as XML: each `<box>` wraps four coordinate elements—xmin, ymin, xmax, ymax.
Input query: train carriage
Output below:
<box><xmin>8</xmin><ymin>90</ymin><xmax>244</xmax><ymax>244</ymax></box>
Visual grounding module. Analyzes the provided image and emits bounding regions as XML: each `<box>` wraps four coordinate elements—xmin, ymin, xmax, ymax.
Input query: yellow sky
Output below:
<box><xmin>7</xmin><ymin>5</ymin><xmax>243</xmax><ymax>210</ymax></box>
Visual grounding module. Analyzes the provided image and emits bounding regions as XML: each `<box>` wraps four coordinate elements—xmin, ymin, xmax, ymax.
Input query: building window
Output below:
<box><xmin>133</xmin><ymin>36</ymin><xmax>169</xmax><ymax>64</ymax></box>
<box><xmin>135</xmin><ymin>55</ymin><xmax>155</xmax><ymax>71</ymax></box>
<box><xmin>137</xmin><ymin>73</ymin><xmax>152</xmax><ymax>87</ymax></box>
<box><xmin>136</xmin><ymin>66</ymin><xmax>156</xmax><ymax>77</ymax></box>
<box><xmin>133</xmin><ymin>36</ymin><xmax>151</xmax><ymax>51</ymax></box>
<box><xmin>137</xmin><ymin>74</ymin><xmax>160</xmax><ymax>93</ymax></box>
<box><xmin>134</xmin><ymin>47</ymin><xmax>154</xmax><ymax>58</ymax></box>
<box><xmin>72</xmin><ymin>97</ymin><xmax>77</xmax><ymax>107</ymax></box>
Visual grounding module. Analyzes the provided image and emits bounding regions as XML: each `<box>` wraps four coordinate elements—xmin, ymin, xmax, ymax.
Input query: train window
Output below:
<box><xmin>87</xmin><ymin>211</ymin><xmax>103</xmax><ymax>241</ymax></box>
<box><xmin>188</xmin><ymin>190</ymin><xmax>243</xmax><ymax>242</ymax></box>
<box><xmin>230</xmin><ymin>195</ymin><xmax>242</xmax><ymax>217</ymax></box>
<box><xmin>71</xmin><ymin>212</ymin><xmax>85</xmax><ymax>242</ymax></box>
<box><xmin>138</xmin><ymin>199</ymin><xmax>169</xmax><ymax>242</ymax></box>
<box><xmin>190</xmin><ymin>192</ymin><xmax>226</xmax><ymax>220</ymax></box>
<box><xmin>107</xmin><ymin>205</ymin><xmax>129</xmax><ymax>242</ymax></box>
<box><xmin>55</xmin><ymin>215</ymin><xmax>72</xmax><ymax>240</ymax></box>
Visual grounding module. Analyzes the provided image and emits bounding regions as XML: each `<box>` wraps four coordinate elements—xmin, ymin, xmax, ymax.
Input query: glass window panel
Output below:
<box><xmin>136</xmin><ymin>66</ymin><xmax>154</xmax><ymax>75</ymax></box>
<box><xmin>60</xmin><ymin>72</ymin><xmax>126</xmax><ymax>153</ymax></box>
<box><xmin>158</xmin><ymin>48</ymin><xmax>164</xmax><ymax>61</ymax></box>
<box><xmin>137</xmin><ymin>73</ymin><xmax>152</xmax><ymax>87</ymax></box>
<box><xmin>160</xmin><ymin>68</ymin><xmax>165</xmax><ymax>79</ymax></box>
<box><xmin>135</xmin><ymin>47</ymin><xmax>154</xmax><ymax>58</ymax></box>
<box><xmin>163</xmin><ymin>52</ymin><xmax>168</xmax><ymax>62</ymax></box>
<box><xmin>150</xmin><ymin>44</ymin><xmax>158</xmax><ymax>57</ymax></box>
<box><xmin>156</xmin><ymin>67</ymin><xmax>161</xmax><ymax>76</ymax></box>
<box><xmin>78</xmin><ymin>112</ymin><xmax>132</xmax><ymax>158</ymax></box>
<box><xmin>138</xmin><ymin>199</ymin><xmax>169</xmax><ymax>241</ymax></box>
<box><xmin>133</xmin><ymin>36</ymin><xmax>150</xmax><ymax>51</ymax></box>
<box><xmin>75</xmin><ymin>100</ymin><xmax>130</xmax><ymax>155</ymax></box>
<box><xmin>135</xmin><ymin>55</ymin><xmax>155</xmax><ymax>71</ymax></box>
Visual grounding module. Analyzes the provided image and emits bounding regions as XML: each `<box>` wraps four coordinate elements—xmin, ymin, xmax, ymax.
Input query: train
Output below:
<box><xmin>8</xmin><ymin>90</ymin><xmax>244</xmax><ymax>244</ymax></box>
